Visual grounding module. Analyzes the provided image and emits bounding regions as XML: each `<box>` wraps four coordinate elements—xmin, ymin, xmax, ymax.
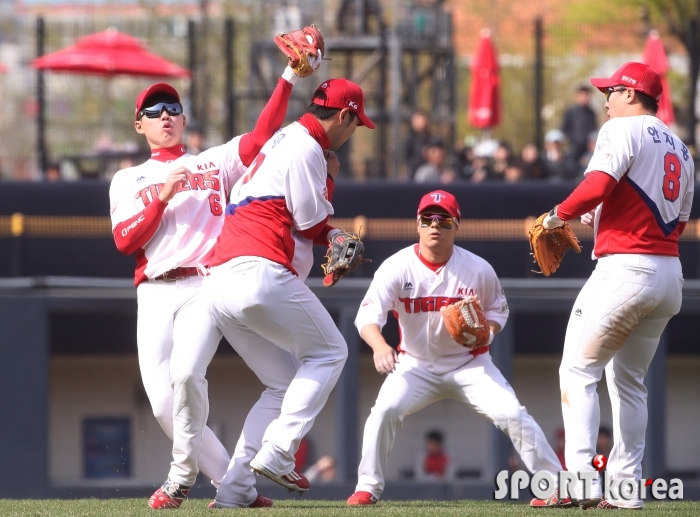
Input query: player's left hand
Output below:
<box><xmin>581</xmin><ymin>209</ymin><xmax>594</xmax><ymax>227</ymax></box>
<box><xmin>373</xmin><ymin>342</ymin><xmax>398</xmax><ymax>374</ymax></box>
<box><xmin>542</xmin><ymin>206</ymin><xmax>564</xmax><ymax>230</ymax></box>
<box><xmin>325</xmin><ymin>150</ymin><xmax>340</xmax><ymax>179</ymax></box>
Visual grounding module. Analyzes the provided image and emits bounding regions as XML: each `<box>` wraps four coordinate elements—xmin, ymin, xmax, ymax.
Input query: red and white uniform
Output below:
<box><xmin>206</xmin><ymin>114</ymin><xmax>347</xmax><ymax>507</ymax></box>
<box><xmin>109</xmin><ymin>77</ymin><xmax>294</xmax><ymax>489</ymax></box>
<box><xmin>556</xmin><ymin>115</ymin><xmax>693</xmax><ymax>507</ymax></box>
<box><xmin>353</xmin><ymin>245</ymin><xmax>562</xmax><ymax>500</ymax></box>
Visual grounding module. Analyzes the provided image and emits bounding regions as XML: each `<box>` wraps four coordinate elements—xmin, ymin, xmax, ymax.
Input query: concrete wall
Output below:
<box><xmin>48</xmin><ymin>354</ymin><xmax>700</xmax><ymax>486</ymax></box>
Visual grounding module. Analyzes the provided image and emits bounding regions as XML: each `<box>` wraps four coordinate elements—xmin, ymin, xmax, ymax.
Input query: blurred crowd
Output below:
<box><xmin>407</xmin><ymin>85</ymin><xmax>599</xmax><ymax>184</ymax></box>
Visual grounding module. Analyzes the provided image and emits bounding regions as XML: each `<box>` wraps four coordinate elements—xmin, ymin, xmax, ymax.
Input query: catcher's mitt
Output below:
<box><xmin>528</xmin><ymin>212</ymin><xmax>582</xmax><ymax>277</ymax></box>
<box><xmin>440</xmin><ymin>296</ymin><xmax>491</xmax><ymax>349</ymax></box>
<box><xmin>321</xmin><ymin>230</ymin><xmax>370</xmax><ymax>287</ymax></box>
<box><xmin>274</xmin><ymin>24</ymin><xmax>325</xmax><ymax>78</ymax></box>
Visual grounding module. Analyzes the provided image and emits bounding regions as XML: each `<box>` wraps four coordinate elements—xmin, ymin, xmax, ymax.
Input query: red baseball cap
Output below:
<box><xmin>135</xmin><ymin>82</ymin><xmax>180</xmax><ymax>120</ymax></box>
<box><xmin>590</xmin><ymin>62</ymin><xmax>663</xmax><ymax>102</ymax></box>
<box><xmin>417</xmin><ymin>190</ymin><xmax>461</xmax><ymax>222</ymax></box>
<box><xmin>312</xmin><ymin>78</ymin><xmax>375</xmax><ymax>129</ymax></box>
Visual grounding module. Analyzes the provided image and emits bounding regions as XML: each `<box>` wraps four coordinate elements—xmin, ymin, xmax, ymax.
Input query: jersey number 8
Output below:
<box><xmin>662</xmin><ymin>152</ymin><xmax>681</xmax><ymax>203</ymax></box>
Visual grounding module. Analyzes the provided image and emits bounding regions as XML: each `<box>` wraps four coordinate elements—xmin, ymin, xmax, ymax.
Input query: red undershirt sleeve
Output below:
<box><xmin>113</xmin><ymin>198</ymin><xmax>167</xmax><ymax>255</ymax></box>
<box><xmin>238</xmin><ymin>78</ymin><xmax>293</xmax><ymax>167</ymax></box>
<box><xmin>299</xmin><ymin>217</ymin><xmax>332</xmax><ymax>241</ymax></box>
<box><xmin>556</xmin><ymin>171</ymin><xmax>619</xmax><ymax>221</ymax></box>
<box><xmin>679</xmin><ymin>221</ymin><xmax>687</xmax><ymax>235</ymax></box>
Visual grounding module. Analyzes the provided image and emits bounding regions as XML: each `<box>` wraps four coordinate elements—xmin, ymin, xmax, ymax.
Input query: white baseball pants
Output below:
<box><xmin>560</xmin><ymin>254</ymin><xmax>682</xmax><ymax>508</ymax></box>
<box><xmin>207</xmin><ymin>257</ymin><xmax>347</xmax><ymax>502</ymax></box>
<box><xmin>136</xmin><ymin>276</ymin><xmax>229</xmax><ymax>487</ymax></box>
<box><xmin>355</xmin><ymin>352</ymin><xmax>562</xmax><ymax>499</ymax></box>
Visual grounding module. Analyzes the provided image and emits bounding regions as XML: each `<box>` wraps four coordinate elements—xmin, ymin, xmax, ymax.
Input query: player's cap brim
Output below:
<box><xmin>357</xmin><ymin>111</ymin><xmax>375</xmax><ymax>129</ymax></box>
<box><xmin>590</xmin><ymin>77</ymin><xmax>617</xmax><ymax>93</ymax></box>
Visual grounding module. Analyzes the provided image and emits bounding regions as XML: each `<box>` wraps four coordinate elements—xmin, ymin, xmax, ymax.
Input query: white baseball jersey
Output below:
<box><xmin>356</xmin><ymin>244</ymin><xmax>509</xmax><ymax>375</ymax></box>
<box><xmin>211</xmin><ymin>122</ymin><xmax>332</xmax><ymax>275</ymax></box>
<box><xmin>585</xmin><ymin>115</ymin><xmax>694</xmax><ymax>257</ymax></box>
<box><xmin>109</xmin><ymin>140</ymin><xmax>247</xmax><ymax>284</ymax></box>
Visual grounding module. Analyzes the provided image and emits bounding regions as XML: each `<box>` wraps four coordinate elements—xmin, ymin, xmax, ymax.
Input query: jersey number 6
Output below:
<box><xmin>209</xmin><ymin>193</ymin><xmax>223</xmax><ymax>216</ymax></box>
<box><xmin>662</xmin><ymin>152</ymin><xmax>681</xmax><ymax>202</ymax></box>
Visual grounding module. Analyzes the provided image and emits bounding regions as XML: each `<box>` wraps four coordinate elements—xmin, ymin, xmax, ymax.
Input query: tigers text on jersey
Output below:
<box><xmin>356</xmin><ymin>244</ymin><xmax>509</xmax><ymax>375</ymax></box>
<box><xmin>585</xmin><ymin>115</ymin><xmax>694</xmax><ymax>257</ymax></box>
<box><xmin>109</xmin><ymin>138</ymin><xmax>245</xmax><ymax>285</ymax></box>
<box><xmin>211</xmin><ymin>122</ymin><xmax>332</xmax><ymax>275</ymax></box>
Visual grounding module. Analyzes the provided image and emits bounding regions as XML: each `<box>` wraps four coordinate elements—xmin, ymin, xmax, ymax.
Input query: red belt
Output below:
<box><xmin>153</xmin><ymin>267</ymin><xmax>199</xmax><ymax>281</ymax></box>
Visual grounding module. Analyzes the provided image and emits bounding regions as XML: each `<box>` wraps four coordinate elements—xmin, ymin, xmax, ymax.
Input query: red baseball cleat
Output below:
<box><xmin>148</xmin><ymin>479</ymin><xmax>191</xmax><ymax>509</ymax></box>
<box><xmin>347</xmin><ymin>491</ymin><xmax>378</xmax><ymax>505</ymax></box>
<box><xmin>250</xmin><ymin>459</ymin><xmax>309</xmax><ymax>493</ymax></box>
<box><xmin>207</xmin><ymin>494</ymin><xmax>274</xmax><ymax>509</ymax></box>
<box><xmin>529</xmin><ymin>488</ymin><xmax>575</xmax><ymax>508</ymax></box>
<box><xmin>596</xmin><ymin>500</ymin><xmax>621</xmax><ymax>509</ymax></box>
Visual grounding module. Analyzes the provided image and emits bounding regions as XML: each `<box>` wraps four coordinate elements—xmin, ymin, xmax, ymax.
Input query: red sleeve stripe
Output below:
<box><xmin>557</xmin><ymin>171</ymin><xmax>618</xmax><ymax>221</ymax></box>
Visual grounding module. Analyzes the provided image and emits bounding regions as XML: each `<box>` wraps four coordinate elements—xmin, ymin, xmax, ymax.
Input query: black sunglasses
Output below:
<box><xmin>604</xmin><ymin>86</ymin><xmax>628</xmax><ymax>102</ymax></box>
<box><xmin>138</xmin><ymin>102</ymin><xmax>183</xmax><ymax>119</ymax></box>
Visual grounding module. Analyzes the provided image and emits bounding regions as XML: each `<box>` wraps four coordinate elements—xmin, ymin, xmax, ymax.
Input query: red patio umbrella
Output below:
<box><xmin>642</xmin><ymin>30</ymin><xmax>674</xmax><ymax>125</ymax></box>
<box><xmin>31</xmin><ymin>28</ymin><xmax>190</xmax><ymax>77</ymax></box>
<box><xmin>30</xmin><ymin>28</ymin><xmax>190</xmax><ymax>174</ymax></box>
<box><xmin>468</xmin><ymin>29</ymin><xmax>501</xmax><ymax>129</ymax></box>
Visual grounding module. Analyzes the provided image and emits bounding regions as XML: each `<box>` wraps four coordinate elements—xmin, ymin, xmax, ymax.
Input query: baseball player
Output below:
<box><xmin>346</xmin><ymin>190</ymin><xmax>563</xmax><ymax>506</ymax></box>
<box><xmin>109</xmin><ymin>52</ymin><xmax>322</xmax><ymax>509</ymax></box>
<box><xmin>203</xmin><ymin>78</ymin><xmax>375</xmax><ymax>507</ymax></box>
<box><xmin>533</xmin><ymin>62</ymin><xmax>693</xmax><ymax>509</ymax></box>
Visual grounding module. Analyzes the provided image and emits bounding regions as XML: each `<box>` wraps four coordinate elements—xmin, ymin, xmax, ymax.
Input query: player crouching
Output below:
<box><xmin>346</xmin><ymin>191</ymin><xmax>568</xmax><ymax>507</ymax></box>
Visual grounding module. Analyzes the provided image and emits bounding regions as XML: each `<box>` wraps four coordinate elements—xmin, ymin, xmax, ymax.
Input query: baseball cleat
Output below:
<box><xmin>148</xmin><ymin>478</ymin><xmax>191</xmax><ymax>509</ymax></box>
<box><xmin>578</xmin><ymin>497</ymin><xmax>602</xmax><ymax>509</ymax></box>
<box><xmin>207</xmin><ymin>494</ymin><xmax>274</xmax><ymax>509</ymax></box>
<box><xmin>347</xmin><ymin>491</ymin><xmax>378</xmax><ymax>505</ymax></box>
<box><xmin>529</xmin><ymin>488</ymin><xmax>575</xmax><ymax>508</ymax></box>
<box><xmin>250</xmin><ymin>459</ymin><xmax>309</xmax><ymax>493</ymax></box>
<box><xmin>596</xmin><ymin>500</ymin><xmax>619</xmax><ymax>509</ymax></box>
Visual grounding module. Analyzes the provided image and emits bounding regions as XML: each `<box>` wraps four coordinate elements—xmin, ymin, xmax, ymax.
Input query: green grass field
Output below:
<box><xmin>1</xmin><ymin>499</ymin><xmax>699</xmax><ymax>517</ymax></box>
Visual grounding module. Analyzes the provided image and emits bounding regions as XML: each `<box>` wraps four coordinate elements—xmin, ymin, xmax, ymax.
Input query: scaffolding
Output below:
<box><xmin>240</xmin><ymin>0</ymin><xmax>456</xmax><ymax>179</ymax></box>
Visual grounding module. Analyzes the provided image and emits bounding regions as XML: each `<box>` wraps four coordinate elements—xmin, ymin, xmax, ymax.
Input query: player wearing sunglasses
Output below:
<box><xmin>347</xmin><ymin>190</ymin><xmax>563</xmax><ymax>506</ymax></box>
<box><xmin>108</xmin><ymin>32</ymin><xmax>325</xmax><ymax>510</ymax></box>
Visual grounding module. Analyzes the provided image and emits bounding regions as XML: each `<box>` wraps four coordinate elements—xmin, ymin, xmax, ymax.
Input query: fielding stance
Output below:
<box><xmin>202</xmin><ymin>78</ymin><xmax>374</xmax><ymax>507</ymax></box>
<box><xmin>347</xmin><ymin>190</ymin><xmax>563</xmax><ymax>506</ymax></box>
<box><xmin>109</xmin><ymin>50</ymin><xmax>321</xmax><ymax>508</ymax></box>
<box><xmin>534</xmin><ymin>62</ymin><xmax>693</xmax><ymax>509</ymax></box>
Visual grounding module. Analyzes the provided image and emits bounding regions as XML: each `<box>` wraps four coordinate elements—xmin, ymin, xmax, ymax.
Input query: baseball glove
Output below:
<box><xmin>274</xmin><ymin>24</ymin><xmax>325</xmax><ymax>78</ymax></box>
<box><xmin>440</xmin><ymin>296</ymin><xmax>491</xmax><ymax>349</ymax></box>
<box><xmin>321</xmin><ymin>230</ymin><xmax>370</xmax><ymax>287</ymax></box>
<box><xmin>528</xmin><ymin>212</ymin><xmax>582</xmax><ymax>277</ymax></box>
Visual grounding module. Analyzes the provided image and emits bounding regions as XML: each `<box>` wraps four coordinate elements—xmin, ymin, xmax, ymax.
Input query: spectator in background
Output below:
<box><xmin>504</xmin><ymin>162</ymin><xmax>524</xmax><ymax>183</ymax></box>
<box><xmin>576</xmin><ymin>131</ymin><xmax>599</xmax><ymax>179</ymax></box>
<box><xmin>544</xmin><ymin>129</ymin><xmax>577</xmax><ymax>181</ymax></box>
<box><xmin>491</xmin><ymin>141</ymin><xmax>514</xmax><ymax>181</ymax></box>
<box><xmin>304</xmin><ymin>455</ymin><xmax>337</xmax><ymax>483</ymax></box>
<box><xmin>414</xmin><ymin>430</ymin><xmax>455</xmax><ymax>481</ymax></box>
<box><xmin>185</xmin><ymin>121</ymin><xmax>206</xmax><ymax>156</ymax></box>
<box><xmin>561</xmin><ymin>85</ymin><xmax>598</xmax><ymax>162</ymax></box>
<box><xmin>469</xmin><ymin>155</ymin><xmax>492</xmax><ymax>183</ymax></box>
<box><xmin>519</xmin><ymin>143</ymin><xmax>549</xmax><ymax>180</ymax></box>
<box><xmin>44</xmin><ymin>162</ymin><xmax>61</xmax><ymax>182</ymax></box>
<box><xmin>454</xmin><ymin>142</ymin><xmax>475</xmax><ymax>180</ymax></box>
<box><xmin>405</xmin><ymin>111</ymin><xmax>432</xmax><ymax>178</ymax></box>
<box><xmin>414</xmin><ymin>137</ymin><xmax>455</xmax><ymax>184</ymax></box>
<box><xmin>597</xmin><ymin>426</ymin><xmax>613</xmax><ymax>460</ymax></box>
